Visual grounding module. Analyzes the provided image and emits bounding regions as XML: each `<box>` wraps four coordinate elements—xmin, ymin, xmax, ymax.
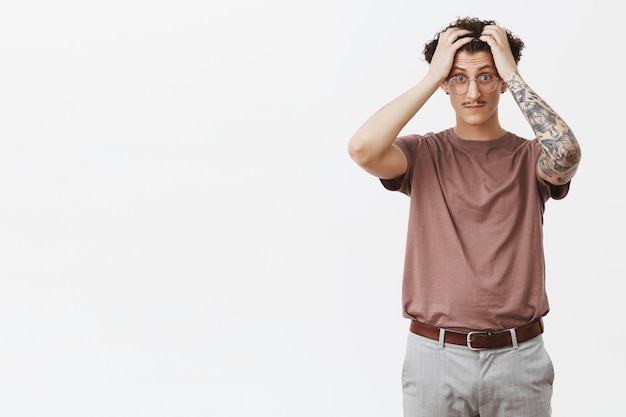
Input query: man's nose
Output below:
<box><xmin>466</xmin><ymin>79</ymin><xmax>481</xmax><ymax>98</ymax></box>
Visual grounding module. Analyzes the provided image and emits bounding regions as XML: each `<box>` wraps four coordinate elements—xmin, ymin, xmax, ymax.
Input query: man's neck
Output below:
<box><xmin>453</xmin><ymin>124</ymin><xmax>507</xmax><ymax>141</ymax></box>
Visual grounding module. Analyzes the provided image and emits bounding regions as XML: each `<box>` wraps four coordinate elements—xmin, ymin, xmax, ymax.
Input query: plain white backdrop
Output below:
<box><xmin>0</xmin><ymin>1</ymin><xmax>623</xmax><ymax>416</ymax></box>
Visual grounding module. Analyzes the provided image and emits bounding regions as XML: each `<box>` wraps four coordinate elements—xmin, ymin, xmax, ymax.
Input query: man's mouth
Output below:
<box><xmin>463</xmin><ymin>102</ymin><xmax>486</xmax><ymax>110</ymax></box>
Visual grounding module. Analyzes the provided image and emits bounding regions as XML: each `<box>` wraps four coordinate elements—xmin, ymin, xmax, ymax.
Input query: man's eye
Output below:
<box><xmin>453</xmin><ymin>75</ymin><xmax>467</xmax><ymax>83</ymax></box>
<box><xmin>478</xmin><ymin>74</ymin><xmax>492</xmax><ymax>81</ymax></box>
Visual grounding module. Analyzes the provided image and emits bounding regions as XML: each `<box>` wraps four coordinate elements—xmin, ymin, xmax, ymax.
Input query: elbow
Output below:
<box><xmin>542</xmin><ymin>142</ymin><xmax>582</xmax><ymax>185</ymax></box>
<box><xmin>563</xmin><ymin>139</ymin><xmax>582</xmax><ymax>176</ymax></box>
<box><xmin>348</xmin><ymin>135</ymin><xmax>375</xmax><ymax>167</ymax></box>
<box><xmin>347</xmin><ymin>139</ymin><xmax>363</xmax><ymax>164</ymax></box>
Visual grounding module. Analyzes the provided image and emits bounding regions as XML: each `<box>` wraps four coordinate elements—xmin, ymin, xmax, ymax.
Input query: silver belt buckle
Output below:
<box><xmin>466</xmin><ymin>331</ymin><xmax>490</xmax><ymax>351</ymax></box>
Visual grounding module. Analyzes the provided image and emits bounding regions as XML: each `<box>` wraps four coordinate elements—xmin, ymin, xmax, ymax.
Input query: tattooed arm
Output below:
<box><xmin>481</xmin><ymin>25</ymin><xmax>581</xmax><ymax>186</ymax></box>
<box><xmin>507</xmin><ymin>73</ymin><xmax>581</xmax><ymax>185</ymax></box>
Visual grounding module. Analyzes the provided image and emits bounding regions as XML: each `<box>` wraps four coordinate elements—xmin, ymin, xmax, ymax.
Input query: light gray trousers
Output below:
<box><xmin>402</xmin><ymin>331</ymin><xmax>554</xmax><ymax>417</ymax></box>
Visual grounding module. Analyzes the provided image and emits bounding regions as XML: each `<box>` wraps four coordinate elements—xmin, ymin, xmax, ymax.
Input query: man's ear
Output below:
<box><xmin>500</xmin><ymin>80</ymin><xmax>508</xmax><ymax>94</ymax></box>
<box><xmin>441</xmin><ymin>81</ymin><xmax>450</xmax><ymax>95</ymax></box>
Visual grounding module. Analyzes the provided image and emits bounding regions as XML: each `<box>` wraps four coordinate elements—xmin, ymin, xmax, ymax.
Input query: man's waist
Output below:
<box><xmin>409</xmin><ymin>318</ymin><xmax>544</xmax><ymax>350</ymax></box>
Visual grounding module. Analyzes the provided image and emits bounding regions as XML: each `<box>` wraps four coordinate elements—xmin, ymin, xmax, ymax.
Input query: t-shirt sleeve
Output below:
<box><xmin>548</xmin><ymin>181</ymin><xmax>570</xmax><ymax>200</ymax></box>
<box><xmin>379</xmin><ymin>134</ymin><xmax>422</xmax><ymax>195</ymax></box>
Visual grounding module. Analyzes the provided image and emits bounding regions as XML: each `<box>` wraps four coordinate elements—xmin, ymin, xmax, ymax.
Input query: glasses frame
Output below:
<box><xmin>445</xmin><ymin>74</ymin><xmax>501</xmax><ymax>95</ymax></box>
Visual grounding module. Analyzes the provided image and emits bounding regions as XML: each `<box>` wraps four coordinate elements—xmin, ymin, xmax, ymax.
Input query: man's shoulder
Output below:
<box><xmin>506</xmin><ymin>132</ymin><xmax>542</xmax><ymax>153</ymax></box>
<box><xmin>396</xmin><ymin>129</ymin><xmax>451</xmax><ymax>148</ymax></box>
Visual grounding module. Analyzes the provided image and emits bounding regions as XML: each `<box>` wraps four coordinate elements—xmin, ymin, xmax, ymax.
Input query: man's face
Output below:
<box><xmin>441</xmin><ymin>50</ymin><xmax>508</xmax><ymax>128</ymax></box>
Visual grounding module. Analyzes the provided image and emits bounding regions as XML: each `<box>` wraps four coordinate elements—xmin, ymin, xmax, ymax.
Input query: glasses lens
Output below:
<box><xmin>448</xmin><ymin>77</ymin><xmax>465</xmax><ymax>95</ymax></box>
<box><xmin>478</xmin><ymin>75</ymin><xmax>497</xmax><ymax>92</ymax></box>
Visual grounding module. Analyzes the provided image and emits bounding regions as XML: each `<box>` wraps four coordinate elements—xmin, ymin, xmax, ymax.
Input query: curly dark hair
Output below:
<box><xmin>423</xmin><ymin>17</ymin><xmax>524</xmax><ymax>64</ymax></box>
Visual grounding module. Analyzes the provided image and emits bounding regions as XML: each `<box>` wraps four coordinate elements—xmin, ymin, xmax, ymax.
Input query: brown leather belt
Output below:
<box><xmin>409</xmin><ymin>319</ymin><xmax>544</xmax><ymax>350</ymax></box>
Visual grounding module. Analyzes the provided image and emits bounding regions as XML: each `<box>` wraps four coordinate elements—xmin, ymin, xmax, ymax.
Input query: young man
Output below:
<box><xmin>348</xmin><ymin>17</ymin><xmax>581</xmax><ymax>417</ymax></box>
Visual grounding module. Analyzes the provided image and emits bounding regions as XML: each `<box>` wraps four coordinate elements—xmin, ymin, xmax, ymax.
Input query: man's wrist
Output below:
<box><xmin>501</xmin><ymin>71</ymin><xmax>520</xmax><ymax>84</ymax></box>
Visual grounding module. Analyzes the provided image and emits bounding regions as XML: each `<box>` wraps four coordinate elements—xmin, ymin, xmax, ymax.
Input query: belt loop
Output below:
<box><xmin>509</xmin><ymin>328</ymin><xmax>519</xmax><ymax>349</ymax></box>
<box><xmin>438</xmin><ymin>328</ymin><xmax>446</xmax><ymax>349</ymax></box>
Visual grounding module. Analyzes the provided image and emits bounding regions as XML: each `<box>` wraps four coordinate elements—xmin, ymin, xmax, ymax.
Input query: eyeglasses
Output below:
<box><xmin>446</xmin><ymin>74</ymin><xmax>500</xmax><ymax>95</ymax></box>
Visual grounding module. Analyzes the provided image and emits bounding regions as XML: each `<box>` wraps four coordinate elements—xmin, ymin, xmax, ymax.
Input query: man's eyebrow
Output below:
<box><xmin>450</xmin><ymin>64</ymin><xmax>496</xmax><ymax>73</ymax></box>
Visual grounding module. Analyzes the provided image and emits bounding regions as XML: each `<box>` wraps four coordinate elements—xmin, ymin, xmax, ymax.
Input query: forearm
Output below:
<box><xmin>348</xmin><ymin>75</ymin><xmax>440</xmax><ymax>165</ymax></box>
<box><xmin>506</xmin><ymin>72</ymin><xmax>581</xmax><ymax>184</ymax></box>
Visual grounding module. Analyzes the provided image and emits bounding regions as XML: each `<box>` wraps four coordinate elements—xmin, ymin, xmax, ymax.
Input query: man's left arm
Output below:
<box><xmin>506</xmin><ymin>73</ymin><xmax>581</xmax><ymax>185</ymax></box>
<box><xmin>481</xmin><ymin>24</ymin><xmax>582</xmax><ymax>186</ymax></box>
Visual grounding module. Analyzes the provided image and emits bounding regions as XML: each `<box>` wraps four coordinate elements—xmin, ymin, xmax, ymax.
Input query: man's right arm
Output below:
<box><xmin>347</xmin><ymin>27</ymin><xmax>473</xmax><ymax>180</ymax></box>
<box><xmin>347</xmin><ymin>77</ymin><xmax>441</xmax><ymax>180</ymax></box>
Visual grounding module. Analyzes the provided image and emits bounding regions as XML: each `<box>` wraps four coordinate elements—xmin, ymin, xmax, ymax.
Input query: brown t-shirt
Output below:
<box><xmin>381</xmin><ymin>128</ymin><xmax>569</xmax><ymax>331</ymax></box>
